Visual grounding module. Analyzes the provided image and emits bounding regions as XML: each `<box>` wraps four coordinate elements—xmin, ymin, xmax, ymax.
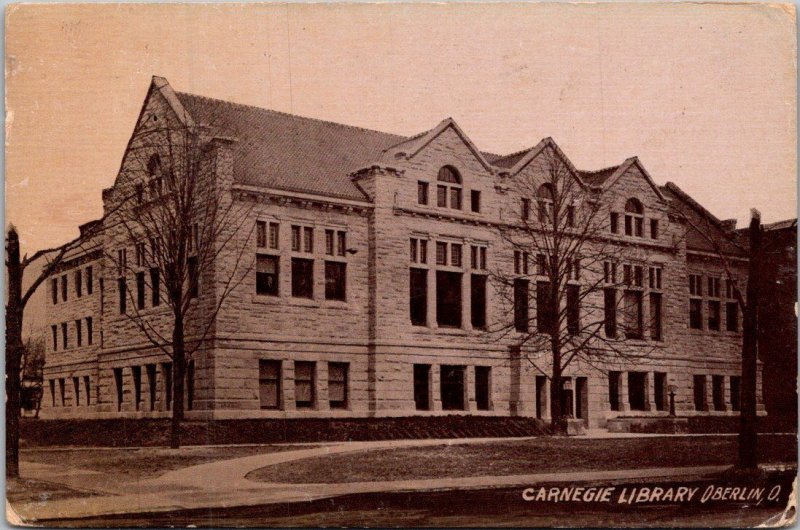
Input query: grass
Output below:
<box><xmin>246</xmin><ymin>435</ymin><xmax>797</xmax><ymax>484</ymax></box>
<box><xmin>6</xmin><ymin>477</ymin><xmax>100</xmax><ymax>505</ymax></box>
<box><xmin>20</xmin><ymin>444</ymin><xmax>315</xmax><ymax>480</ymax></box>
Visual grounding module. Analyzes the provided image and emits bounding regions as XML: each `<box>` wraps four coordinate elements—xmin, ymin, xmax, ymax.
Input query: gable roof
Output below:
<box><xmin>173</xmin><ymin>91</ymin><xmax>406</xmax><ymax>202</ymax></box>
<box><xmin>598</xmin><ymin>157</ymin><xmax>667</xmax><ymax>201</ymax></box>
<box><xmin>578</xmin><ymin>165</ymin><xmax>620</xmax><ymax>187</ymax></box>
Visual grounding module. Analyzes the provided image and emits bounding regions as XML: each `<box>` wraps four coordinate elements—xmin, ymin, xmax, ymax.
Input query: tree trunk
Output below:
<box><xmin>739</xmin><ymin>212</ymin><xmax>761</xmax><ymax>469</ymax></box>
<box><xmin>6</xmin><ymin>228</ymin><xmax>23</xmax><ymax>478</ymax></box>
<box><xmin>549</xmin><ymin>335</ymin><xmax>563</xmax><ymax>433</ymax></box>
<box><xmin>170</xmin><ymin>316</ymin><xmax>186</xmax><ymax>449</ymax></box>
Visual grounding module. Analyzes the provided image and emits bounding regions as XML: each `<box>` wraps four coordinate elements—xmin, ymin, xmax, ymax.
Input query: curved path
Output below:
<box><xmin>14</xmin><ymin>435</ymin><xmax>738</xmax><ymax>522</ymax></box>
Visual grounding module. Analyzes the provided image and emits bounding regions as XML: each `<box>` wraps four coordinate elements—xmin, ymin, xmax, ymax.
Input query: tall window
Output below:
<box><xmin>114</xmin><ymin>368</ymin><xmax>123</xmax><ymax>411</ymax></box>
<box><xmin>470</xmin><ymin>274</ymin><xmax>487</xmax><ymax>329</ymax></box>
<box><xmin>536</xmin><ymin>281</ymin><xmax>553</xmax><ymax>333</ymax></box>
<box><xmin>693</xmin><ymin>375</ymin><xmax>707</xmax><ymax>411</ymax></box>
<box><xmin>51</xmin><ymin>325</ymin><xmax>57</xmax><ymax>351</ymax></box>
<box><xmin>470</xmin><ymin>190</ymin><xmax>481</xmax><ymax>213</ymax></box>
<box><xmin>132</xmin><ymin>366</ymin><xmax>142</xmax><ymax>411</ymax></box>
<box><xmin>708</xmin><ymin>300</ymin><xmax>721</xmax><ymax>331</ymax></box>
<box><xmin>604</xmin><ymin>288</ymin><xmax>617</xmax><ymax>338</ymax></box>
<box><xmin>147</xmin><ymin>364</ymin><xmax>157</xmax><ymax>411</ymax></box>
<box><xmin>75</xmin><ymin>319</ymin><xmax>82</xmax><ymax>347</ymax></box>
<box><xmin>61</xmin><ymin>275</ymin><xmax>68</xmax><ymax>302</ymax></box>
<box><xmin>712</xmin><ymin>375</ymin><xmax>725</xmax><ymax>411</ymax></box>
<box><xmin>624</xmin><ymin>198</ymin><xmax>644</xmax><ymax>237</ymax></box>
<box><xmin>409</xmin><ymin>268</ymin><xmax>428</xmax><ymax>326</ymax></box>
<box><xmin>294</xmin><ymin>361</ymin><xmax>315</xmax><ymax>408</ymax></box>
<box><xmin>269</xmin><ymin>222</ymin><xmax>280</xmax><ymax>249</ymax></box>
<box><xmin>51</xmin><ymin>278</ymin><xmax>58</xmax><ymax>304</ymax></box>
<box><xmin>650</xmin><ymin>219</ymin><xmax>659</xmax><ymax>239</ymax></box>
<box><xmin>623</xmin><ymin>290</ymin><xmax>643</xmax><ymax>339</ymax></box>
<box><xmin>410</xmin><ymin>238</ymin><xmax>428</xmax><ymax>264</ymax></box>
<box><xmin>136</xmin><ymin>271</ymin><xmax>146</xmax><ymax>309</ymax></box>
<box><xmin>610</xmin><ymin>212</ymin><xmax>619</xmax><ymax>234</ymax></box>
<box><xmin>325</xmin><ymin>261</ymin><xmax>346</xmax><ymax>301</ymax></box>
<box><xmin>256</xmin><ymin>255</ymin><xmax>280</xmax><ymax>296</ymax></box>
<box><xmin>136</xmin><ymin>242</ymin><xmax>146</xmax><ymax>267</ymax></box>
<box><xmin>689</xmin><ymin>273</ymin><xmax>703</xmax><ymax>329</ymax></box>
<box><xmin>291</xmin><ymin>258</ymin><xmax>314</xmax><ymax>299</ymax></box>
<box><xmin>259</xmin><ymin>360</ymin><xmax>281</xmax><ymax>409</ymax></box>
<box><xmin>436</xmin><ymin>166</ymin><xmax>462</xmax><ymax>210</ymax></box>
<box><xmin>73</xmin><ymin>377</ymin><xmax>81</xmax><ymax>406</ymax></box>
<box><xmin>75</xmin><ymin>269</ymin><xmax>83</xmax><ymax>298</ymax></box>
<box><xmin>61</xmin><ymin>322</ymin><xmax>68</xmax><ymax>349</ymax></box>
<box><xmin>84</xmin><ymin>375</ymin><xmax>91</xmax><ymax>406</ymax></box>
<box><xmin>521</xmin><ymin>198</ymin><xmax>531</xmax><ymax>221</ymax></box>
<box><xmin>413</xmin><ymin>364</ymin><xmax>431</xmax><ymax>411</ymax></box>
<box><xmin>291</xmin><ymin>226</ymin><xmax>301</xmax><ymax>252</ymax></box>
<box><xmin>440</xmin><ymin>365</ymin><xmax>465</xmax><ymax>410</ymax></box>
<box><xmin>726</xmin><ymin>300</ymin><xmax>739</xmax><ymax>332</ymax></box>
<box><xmin>418</xmin><ymin>181</ymin><xmax>429</xmax><ymax>205</ymax></box>
<box><xmin>86</xmin><ymin>317</ymin><xmax>93</xmax><ymax>345</ymax></box>
<box><xmin>567</xmin><ymin>284</ymin><xmax>580</xmax><ymax>335</ymax></box>
<box><xmin>537</xmin><ymin>184</ymin><xmax>554</xmax><ymax>223</ymax></box>
<box><xmin>436</xmin><ymin>271</ymin><xmax>462</xmax><ymax>328</ymax></box>
<box><xmin>608</xmin><ymin>372</ymin><xmax>621</xmax><ymax>410</ymax></box>
<box><xmin>475</xmin><ymin>366</ymin><xmax>491</xmax><ymax>411</ymax></box>
<box><xmin>514</xmin><ymin>279</ymin><xmax>529</xmax><ymax>332</ymax></box>
<box><xmin>150</xmin><ymin>268</ymin><xmax>160</xmax><ymax>306</ymax></box>
<box><xmin>650</xmin><ymin>293</ymin><xmax>663</xmax><ymax>341</ymax></box>
<box><xmin>187</xmin><ymin>256</ymin><xmax>199</xmax><ymax>298</ymax></box>
<box><xmin>86</xmin><ymin>266</ymin><xmax>93</xmax><ymax>294</ymax></box>
<box><xmin>257</xmin><ymin>221</ymin><xmax>267</xmax><ymax>248</ymax></box>
<box><xmin>654</xmin><ymin>372</ymin><xmax>667</xmax><ymax>411</ymax></box>
<box><xmin>162</xmin><ymin>362</ymin><xmax>172</xmax><ymax>411</ymax></box>
<box><xmin>730</xmin><ymin>376</ymin><xmax>741</xmax><ymax>411</ymax></box>
<box><xmin>328</xmin><ymin>362</ymin><xmax>348</xmax><ymax>409</ymax></box>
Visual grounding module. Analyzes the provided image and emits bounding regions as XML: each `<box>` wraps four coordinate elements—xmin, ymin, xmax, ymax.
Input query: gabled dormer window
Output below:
<box><xmin>436</xmin><ymin>166</ymin><xmax>462</xmax><ymax>210</ymax></box>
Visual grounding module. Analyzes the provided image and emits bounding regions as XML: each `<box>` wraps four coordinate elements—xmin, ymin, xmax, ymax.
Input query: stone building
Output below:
<box><xmin>40</xmin><ymin>76</ymin><xmax>764</xmax><ymax>427</ymax></box>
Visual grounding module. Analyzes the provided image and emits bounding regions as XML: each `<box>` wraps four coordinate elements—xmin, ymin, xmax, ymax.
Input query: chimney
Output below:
<box><xmin>720</xmin><ymin>219</ymin><xmax>738</xmax><ymax>232</ymax></box>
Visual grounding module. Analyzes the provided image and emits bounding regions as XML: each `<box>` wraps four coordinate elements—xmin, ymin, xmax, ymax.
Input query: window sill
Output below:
<box><xmin>249</xmin><ymin>294</ymin><xmax>353</xmax><ymax>310</ymax></box>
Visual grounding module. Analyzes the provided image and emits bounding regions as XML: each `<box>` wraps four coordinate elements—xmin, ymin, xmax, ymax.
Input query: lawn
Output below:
<box><xmin>246</xmin><ymin>435</ymin><xmax>797</xmax><ymax>484</ymax></box>
<box><xmin>21</xmin><ymin>444</ymin><xmax>316</xmax><ymax>481</ymax></box>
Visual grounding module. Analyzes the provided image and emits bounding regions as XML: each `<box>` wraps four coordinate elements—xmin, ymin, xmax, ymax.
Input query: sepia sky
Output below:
<box><xmin>6</xmin><ymin>2</ymin><xmax>797</xmax><ymax>254</ymax></box>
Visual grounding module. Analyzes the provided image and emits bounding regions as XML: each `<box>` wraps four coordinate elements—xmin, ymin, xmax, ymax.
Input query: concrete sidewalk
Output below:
<box><xmin>11</xmin><ymin>436</ymin><xmax>741</xmax><ymax>522</ymax></box>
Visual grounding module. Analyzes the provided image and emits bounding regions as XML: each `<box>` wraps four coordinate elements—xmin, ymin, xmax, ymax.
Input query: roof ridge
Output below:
<box><xmin>175</xmin><ymin>91</ymin><xmax>407</xmax><ymax>140</ymax></box>
<box><xmin>492</xmin><ymin>146</ymin><xmax>534</xmax><ymax>162</ymax></box>
<box><xmin>579</xmin><ymin>164</ymin><xmax>621</xmax><ymax>174</ymax></box>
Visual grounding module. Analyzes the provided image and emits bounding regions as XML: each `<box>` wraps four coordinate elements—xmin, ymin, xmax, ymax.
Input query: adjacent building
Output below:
<box><xmin>40</xmin><ymin>76</ymin><xmax>766</xmax><ymax>427</ymax></box>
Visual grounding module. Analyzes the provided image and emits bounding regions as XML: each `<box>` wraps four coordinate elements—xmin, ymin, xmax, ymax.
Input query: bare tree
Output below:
<box><xmin>6</xmin><ymin>227</ymin><xmax>97</xmax><ymax>477</ymax></box>
<box><xmin>103</xmin><ymin>104</ymin><xmax>253</xmax><ymax>448</ymax></box>
<box><xmin>21</xmin><ymin>335</ymin><xmax>46</xmax><ymax>418</ymax></box>
<box><xmin>490</xmin><ymin>146</ymin><xmax>660</xmax><ymax>432</ymax></box>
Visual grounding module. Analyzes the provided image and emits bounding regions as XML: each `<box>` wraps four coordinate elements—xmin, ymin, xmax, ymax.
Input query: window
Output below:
<box><xmin>75</xmin><ymin>319</ymin><xmax>82</xmax><ymax>347</ymax></box>
<box><xmin>623</xmin><ymin>264</ymin><xmax>632</xmax><ymax>285</ymax></box>
<box><xmin>146</xmin><ymin>364</ymin><xmax>157</xmax><ymax>411</ymax></box>
<box><xmin>654</xmin><ymin>372</ymin><xmax>667</xmax><ymax>411</ymax></box>
<box><xmin>707</xmin><ymin>276</ymin><xmax>721</xmax><ymax>298</ymax></box>
<box><xmin>436</xmin><ymin>271</ymin><xmax>462</xmax><ymax>327</ymax></box>
<box><xmin>51</xmin><ymin>325</ymin><xmax>58</xmax><ymax>351</ymax></box>
<box><xmin>291</xmin><ymin>226</ymin><xmax>301</xmax><ymax>251</ymax></box>
<box><xmin>693</xmin><ymin>375</ymin><xmax>707</xmax><ymax>411</ymax></box>
<box><xmin>726</xmin><ymin>302</ymin><xmax>739</xmax><ymax>332</ymax></box>
<box><xmin>436</xmin><ymin>242</ymin><xmax>448</xmax><ymax>266</ymax></box>
<box><xmin>470</xmin><ymin>246</ymin><xmax>487</xmax><ymax>270</ymax></box>
<box><xmin>150</xmin><ymin>268</ymin><xmax>160</xmax><ymax>306</ymax></box>
<box><xmin>325</xmin><ymin>230</ymin><xmax>334</xmax><ymax>255</ymax></box>
<box><xmin>61</xmin><ymin>322</ymin><xmax>68</xmax><ymax>349</ymax></box>
<box><xmin>256</xmin><ymin>255</ymin><xmax>279</xmax><ymax>296</ymax></box>
<box><xmin>259</xmin><ymin>360</ymin><xmax>281</xmax><ymax>409</ymax></box>
<box><xmin>117</xmin><ymin>249</ymin><xmax>127</xmax><ymax>273</ymax></box>
<box><xmin>708</xmin><ymin>300</ymin><xmax>721</xmax><ymax>331</ymax></box>
<box><xmin>689</xmin><ymin>299</ymin><xmax>703</xmax><ymax>329</ymax></box>
<box><xmin>418</xmin><ymin>181</ymin><xmax>429</xmax><ymax>205</ymax></box>
<box><xmin>136</xmin><ymin>271</ymin><xmax>146</xmax><ymax>309</ymax></box>
<box><xmin>409</xmin><ymin>268</ymin><xmax>428</xmax><ymax>326</ymax></box>
<box><xmin>114</xmin><ymin>368</ymin><xmax>124</xmax><ymax>412</ymax></box>
<box><xmin>649</xmin><ymin>293</ymin><xmax>662</xmax><ymax>341</ymax></box>
<box><xmin>257</xmin><ymin>221</ymin><xmax>267</xmax><ymax>248</ymax></box>
<box><xmin>689</xmin><ymin>274</ymin><xmax>703</xmax><ymax>296</ymax></box>
<box><xmin>608</xmin><ymin>371</ymin><xmax>621</xmax><ymax>411</ymax></box>
<box><xmin>536</xmin><ymin>281</ymin><xmax>553</xmax><ymax>333</ymax></box>
<box><xmin>118</xmin><ymin>278</ymin><xmax>126</xmax><ymax>314</ymax></box>
<box><xmin>325</xmin><ymin>261</ymin><xmax>346</xmax><ymax>301</ymax></box>
<box><xmin>187</xmin><ymin>256</ymin><xmax>198</xmax><ymax>298</ymax></box>
<box><xmin>537</xmin><ymin>184</ymin><xmax>554</xmax><ymax>223</ymax></box>
<box><xmin>75</xmin><ymin>269</ymin><xmax>83</xmax><ymax>298</ymax></box>
<box><xmin>136</xmin><ymin>242</ymin><xmax>146</xmax><ymax>267</ymax></box>
<box><xmin>291</xmin><ymin>258</ymin><xmax>314</xmax><ymax>299</ymax></box>
<box><xmin>269</xmin><ymin>222</ymin><xmax>280</xmax><ymax>249</ymax></box>
<box><xmin>514</xmin><ymin>279</ymin><xmax>529</xmax><ymax>332</ymax></box>
<box><xmin>59</xmin><ymin>378</ymin><xmax>66</xmax><ymax>407</ymax></box>
<box><xmin>475</xmin><ymin>366</ymin><xmax>491</xmax><ymax>411</ymax></box>
<box><xmin>51</xmin><ymin>278</ymin><xmax>58</xmax><ymax>304</ymax></box>
<box><xmin>413</xmin><ymin>364</ymin><xmax>431</xmax><ymax>411</ymax></box>
<box><xmin>730</xmin><ymin>376</ymin><xmax>741</xmax><ymax>411</ymax></box>
<box><xmin>132</xmin><ymin>366</ymin><xmax>142</xmax><ymax>411</ymax></box>
<box><xmin>437</xmin><ymin>166</ymin><xmax>462</xmax><ymax>210</ymax></box>
<box><xmin>49</xmin><ymin>380</ymin><xmax>56</xmax><ymax>407</ymax></box>
<box><xmin>186</xmin><ymin>361</ymin><xmax>195</xmax><ymax>411</ymax></box>
<box><xmin>470</xmin><ymin>274</ymin><xmax>487</xmax><ymax>329</ymax></box>
<box><xmin>623</xmin><ymin>290</ymin><xmax>643</xmax><ymax>339</ymax></box>
<box><xmin>604</xmin><ymin>262</ymin><xmax>618</xmax><ymax>284</ymax></box>
<box><xmin>521</xmin><ymin>198</ymin><xmax>531</xmax><ymax>221</ymax></box>
<box><xmin>450</xmin><ymin>244</ymin><xmax>462</xmax><ymax>267</ymax></box>
<box><xmin>610</xmin><ymin>212</ymin><xmax>619</xmax><ymax>234</ymax></box>
<box><xmin>162</xmin><ymin>362</ymin><xmax>172</xmax><ymax>411</ymax></box>
<box><xmin>633</xmin><ymin>266</ymin><xmax>644</xmax><ymax>287</ymax></box>
<box><xmin>410</xmin><ymin>238</ymin><xmax>428</xmax><ymax>264</ymax></box>
<box><xmin>712</xmin><ymin>375</ymin><xmax>725</xmax><ymax>411</ymax></box>
<box><xmin>726</xmin><ymin>278</ymin><xmax>739</xmax><ymax>300</ymax></box>
<box><xmin>337</xmin><ymin>232</ymin><xmax>346</xmax><ymax>256</ymax></box>
<box><xmin>440</xmin><ymin>365</ymin><xmax>465</xmax><ymax>410</ymax></box>
<box><xmin>471</xmin><ymin>190</ymin><xmax>481</xmax><ymax>213</ymax></box>
<box><xmin>567</xmin><ymin>284</ymin><xmax>580</xmax><ymax>335</ymax></box>
<box><xmin>648</xmin><ymin>267</ymin><xmax>662</xmax><ymax>290</ymax></box>
<box><xmin>84</xmin><ymin>376</ymin><xmax>91</xmax><ymax>406</ymax></box>
<box><xmin>328</xmin><ymin>363</ymin><xmax>348</xmax><ymax>409</ymax></box>
<box><xmin>86</xmin><ymin>266</ymin><xmax>93</xmax><ymax>295</ymax></box>
<box><xmin>624</xmin><ymin>198</ymin><xmax>644</xmax><ymax>237</ymax></box>
<box><xmin>650</xmin><ymin>219</ymin><xmax>659</xmax><ymax>239</ymax></box>
<box><xmin>61</xmin><ymin>275</ymin><xmax>68</xmax><ymax>302</ymax></box>
<box><xmin>628</xmin><ymin>372</ymin><xmax>646</xmax><ymax>411</ymax></box>
<box><xmin>536</xmin><ymin>376</ymin><xmax>547</xmax><ymax>418</ymax></box>
<box><xmin>86</xmin><ymin>317</ymin><xmax>93</xmax><ymax>345</ymax></box>
<box><xmin>604</xmin><ymin>288</ymin><xmax>617</xmax><ymax>338</ymax></box>
<box><xmin>294</xmin><ymin>361</ymin><xmax>315</xmax><ymax>408</ymax></box>
<box><xmin>514</xmin><ymin>251</ymin><xmax>530</xmax><ymax>275</ymax></box>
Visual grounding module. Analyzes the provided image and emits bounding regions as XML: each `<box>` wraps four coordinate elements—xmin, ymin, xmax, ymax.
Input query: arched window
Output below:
<box><xmin>624</xmin><ymin>198</ymin><xmax>644</xmax><ymax>237</ymax></box>
<box><xmin>537</xmin><ymin>184</ymin><xmax>555</xmax><ymax>223</ymax></box>
<box><xmin>436</xmin><ymin>166</ymin><xmax>462</xmax><ymax>209</ymax></box>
